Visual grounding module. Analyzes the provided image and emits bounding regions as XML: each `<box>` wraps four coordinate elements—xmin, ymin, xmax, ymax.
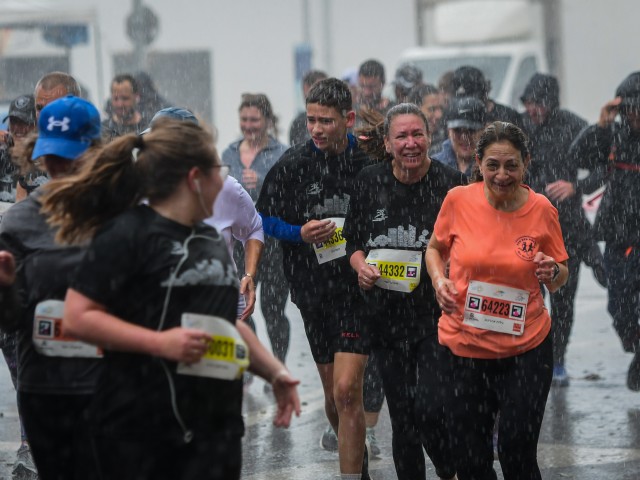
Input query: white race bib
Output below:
<box><xmin>365</xmin><ymin>249</ymin><xmax>422</xmax><ymax>293</ymax></box>
<box><xmin>313</xmin><ymin>217</ymin><xmax>347</xmax><ymax>264</ymax></box>
<box><xmin>463</xmin><ymin>281</ymin><xmax>529</xmax><ymax>336</ymax></box>
<box><xmin>177</xmin><ymin>313</ymin><xmax>250</xmax><ymax>380</ymax></box>
<box><xmin>32</xmin><ymin>300</ymin><xmax>103</xmax><ymax>358</ymax></box>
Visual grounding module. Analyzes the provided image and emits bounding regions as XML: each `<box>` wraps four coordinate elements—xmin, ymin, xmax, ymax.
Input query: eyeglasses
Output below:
<box><xmin>213</xmin><ymin>164</ymin><xmax>230</xmax><ymax>181</ymax></box>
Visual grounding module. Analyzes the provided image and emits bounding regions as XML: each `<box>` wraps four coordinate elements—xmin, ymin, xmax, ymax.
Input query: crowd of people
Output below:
<box><xmin>0</xmin><ymin>58</ymin><xmax>638</xmax><ymax>480</ymax></box>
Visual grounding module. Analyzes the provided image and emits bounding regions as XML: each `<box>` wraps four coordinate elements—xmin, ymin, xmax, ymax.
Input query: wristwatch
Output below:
<box><xmin>551</xmin><ymin>263</ymin><xmax>560</xmax><ymax>281</ymax></box>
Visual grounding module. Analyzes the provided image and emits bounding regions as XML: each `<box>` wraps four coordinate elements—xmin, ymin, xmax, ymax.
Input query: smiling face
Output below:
<box><xmin>384</xmin><ymin>113</ymin><xmax>431</xmax><ymax>172</ymax></box>
<box><xmin>239</xmin><ymin>106</ymin><xmax>268</xmax><ymax>142</ymax></box>
<box><xmin>477</xmin><ymin>140</ymin><xmax>529</xmax><ymax>204</ymax></box>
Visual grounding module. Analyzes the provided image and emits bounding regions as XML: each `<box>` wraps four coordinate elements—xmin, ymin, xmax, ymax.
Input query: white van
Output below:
<box><xmin>397</xmin><ymin>0</ymin><xmax>548</xmax><ymax>108</ymax></box>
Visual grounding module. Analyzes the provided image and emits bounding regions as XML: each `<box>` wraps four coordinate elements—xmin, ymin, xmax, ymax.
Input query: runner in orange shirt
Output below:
<box><xmin>426</xmin><ymin>121</ymin><xmax>568</xmax><ymax>480</ymax></box>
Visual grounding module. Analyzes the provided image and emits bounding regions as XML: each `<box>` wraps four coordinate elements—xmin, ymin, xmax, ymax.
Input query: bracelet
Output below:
<box><xmin>551</xmin><ymin>263</ymin><xmax>560</xmax><ymax>282</ymax></box>
<box><xmin>242</xmin><ymin>272</ymin><xmax>254</xmax><ymax>280</ymax></box>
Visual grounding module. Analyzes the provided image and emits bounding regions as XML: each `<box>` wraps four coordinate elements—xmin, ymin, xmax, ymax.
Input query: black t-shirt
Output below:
<box><xmin>343</xmin><ymin>160</ymin><xmax>466</xmax><ymax>339</ymax></box>
<box><xmin>256</xmin><ymin>138</ymin><xmax>371</xmax><ymax>307</ymax></box>
<box><xmin>0</xmin><ymin>192</ymin><xmax>101</xmax><ymax>394</ymax></box>
<box><xmin>71</xmin><ymin>206</ymin><xmax>243</xmax><ymax>441</ymax></box>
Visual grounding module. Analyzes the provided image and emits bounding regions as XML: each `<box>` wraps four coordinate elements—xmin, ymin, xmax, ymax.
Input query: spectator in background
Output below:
<box><xmin>392</xmin><ymin>64</ymin><xmax>423</xmax><ymax>104</ymax></box>
<box><xmin>569</xmin><ymin>71</ymin><xmax>640</xmax><ymax>392</ymax></box>
<box><xmin>289</xmin><ymin>70</ymin><xmax>328</xmax><ymax>146</ymax></box>
<box><xmin>451</xmin><ymin>66</ymin><xmax>522</xmax><ymax>128</ymax></box>
<box><xmin>0</xmin><ymin>95</ymin><xmax>36</xmax><ymax>202</ymax></box>
<box><xmin>438</xmin><ymin>70</ymin><xmax>455</xmax><ymax>109</ymax></box>
<box><xmin>410</xmin><ymin>83</ymin><xmax>446</xmax><ymax>154</ymax></box>
<box><xmin>356</xmin><ymin>59</ymin><xmax>393</xmax><ymax>116</ymax></box>
<box><xmin>432</xmin><ymin>96</ymin><xmax>486</xmax><ymax>178</ymax></box>
<box><xmin>101</xmin><ymin>74</ymin><xmax>144</xmax><ymax>143</ymax></box>
<box><xmin>134</xmin><ymin>71</ymin><xmax>172</xmax><ymax>128</ymax></box>
<box><xmin>15</xmin><ymin>72</ymin><xmax>81</xmax><ymax>202</ymax></box>
<box><xmin>520</xmin><ymin>73</ymin><xmax>605</xmax><ymax>387</ymax></box>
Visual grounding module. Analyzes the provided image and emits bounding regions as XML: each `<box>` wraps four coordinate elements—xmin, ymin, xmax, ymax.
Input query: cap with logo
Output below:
<box><xmin>140</xmin><ymin>107</ymin><xmax>198</xmax><ymax>135</ymax></box>
<box><xmin>3</xmin><ymin>94</ymin><xmax>36</xmax><ymax>124</ymax></box>
<box><xmin>446</xmin><ymin>96</ymin><xmax>487</xmax><ymax>130</ymax></box>
<box><xmin>393</xmin><ymin>65</ymin><xmax>423</xmax><ymax>91</ymax></box>
<box><xmin>31</xmin><ymin>95</ymin><xmax>101</xmax><ymax>161</ymax></box>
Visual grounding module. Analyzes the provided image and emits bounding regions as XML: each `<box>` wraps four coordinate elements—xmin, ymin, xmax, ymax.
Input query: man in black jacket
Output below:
<box><xmin>520</xmin><ymin>73</ymin><xmax>606</xmax><ymax>387</ymax></box>
<box><xmin>569</xmin><ymin>71</ymin><xmax>640</xmax><ymax>392</ymax></box>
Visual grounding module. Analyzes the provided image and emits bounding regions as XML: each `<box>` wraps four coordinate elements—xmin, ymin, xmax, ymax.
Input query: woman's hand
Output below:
<box><xmin>533</xmin><ymin>252</ymin><xmax>558</xmax><ymax>285</ymax></box>
<box><xmin>242</xmin><ymin>168</ymin><xmax>259</xmax><ymax>190</ymax></box>
<box><xmin>434</xmin><ymin>277</ymin><xmax>458</xmax><ymax>314</ymax></box>
<box><xmin>300</xmin><ymin>219</ymin><xmax>336</xmax><ymax>244</ymax></box>
<box><xmin>156</xmin><ymin>327</ymin><xmax>211</xmax><ymax>364</ymax></box>
<box><xmin>238</xmin><ymin>275</ymin><xmax>256</xmax><ymax>322</ymax></box>
<box><xmin>271</xmin><ymin>370</ymin><xmax>301</xmax><ymax>428</ymax></box>
<box><xmin>357</xmin><ymin>263</ymin><xmax>380</xmax><ymax>290</ymax></box>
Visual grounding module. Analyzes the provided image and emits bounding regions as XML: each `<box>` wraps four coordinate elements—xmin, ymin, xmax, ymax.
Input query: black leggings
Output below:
<box><xmin>375</xmin><ymin>334</ymin><xmax>455</xmax><ymax>480</ymax></box>
<box><xmin>439</xmin><ymin>334</ymin><xmax>553</xmax><ymax>480</ymax></box>
<box><xmin>550</xmin><ymin>254</ymin><xmax>581</xmax><ymax>365</ymax></box>
<box><xmin>18</xmin><ymin>392</ymin><xmax>98</xmax><ymax>480</ymax></box>
<box><xmin>235</xmin><ymin>236</ymin><xmax>290</xmax><ymax>362</ymax></box>
<box><xmin>91</xmin><ymin>431</ymin><xmax>242</xmax><ymax>480</ymax></box>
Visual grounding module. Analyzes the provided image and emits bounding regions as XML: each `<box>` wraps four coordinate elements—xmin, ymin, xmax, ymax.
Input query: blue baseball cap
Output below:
<box><xmin>141</xmin><ymin>107</ymin><xmax>198</xmax><ymax>135</ymax></box>
<box><xmin>32</xmin><ymin>95</ymin><xmax>101</xmax><ymax>161</ymax></box>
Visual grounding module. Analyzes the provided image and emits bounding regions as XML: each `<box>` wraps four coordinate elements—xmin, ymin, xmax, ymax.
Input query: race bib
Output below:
<box><xmin>32</xmin><ymin>300</ymin><xmax>103</xmax><ymax>358</ymax></box>
<box><xmin>177</xmin><ymin>313</ymin><xmax>250</xmax><ymax>380</ymax></box>
<box><xmin>313</xmin><ymin>217</ymin><xmax>346</xmax><ymax>264</ymax></box>
<box><xmin>365</xmin><ymin>249</ymin><xmax>422</xmax><ymax>293</ymax></box>
<box><xmin>463</xmin><ymin>281</ymin><xmax>529</xmax><ymax>335</ymax></box>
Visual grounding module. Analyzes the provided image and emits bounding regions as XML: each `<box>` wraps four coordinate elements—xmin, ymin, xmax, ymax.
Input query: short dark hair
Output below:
<box><xmin>384</xmin><ymin>103</ymin><xmax>429</xmax><ymax>136</ymax></box>
<box><xmin>473</xmin><ymin>121</ymin><xmax>530</xmax><ymax>182</ymax></box>
<box><xmin>112</xmin><ymin>74</ymin><xmax>139</xmax><ymax>94</ymax></box>
<box><xmin>306</xmin><ymin>78</ymin><xmax>352</xmax><ymax>116</ymax></box>
<box><xmin>358</xmin><ymin>59</ymin><xmax>386</xmax><ymax>83</ymax></box>
<box><xmin>409</xmin><ymin>83</ymin><xmax>440</xmax><ymax>107</ymax></box>
<box><xmin>302</xmin><ymin>70</ymin><xmax>328</xmax><ymax>88</ymax></box>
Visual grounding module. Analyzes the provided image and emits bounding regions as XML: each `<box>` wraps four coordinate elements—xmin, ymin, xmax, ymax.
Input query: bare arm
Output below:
<box><xmin>425</xmin><ymin>236</ymin><xmax>458</xmax><ymax>313</ymax></box>
<box><xmin>349</xmin><ymin>250</ymin><xmax>380</xmax><ymax>290</ymax></box>
<box><xmin>238</xmin><ymin>238</ymin><xmax>263</xmax><ymax>321</ymax></box>
<box><xmin>63</xmin><ymin>288</ymin><xmax>211</xmax><ymax>364</ymax></box>
<box><xmin>533</xmin><ymin>253</ymin><xmax>569</xmax><ymax>293</ymax></box>
<box><xmin>236</xmin><ymin>321</ymin><xmax>301</xmax><ymax>427</ymax></box>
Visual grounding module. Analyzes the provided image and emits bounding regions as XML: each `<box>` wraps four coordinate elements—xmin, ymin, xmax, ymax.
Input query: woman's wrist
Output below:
<box><xmin>271</xmin><ymin>368</ymin><xmax>289</xmax><ymax>385</ymax></box>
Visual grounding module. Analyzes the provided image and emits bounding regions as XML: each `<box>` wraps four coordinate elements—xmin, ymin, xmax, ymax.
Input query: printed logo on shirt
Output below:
<box><xmin>514</xmin><ymin>236</ymin><xmax>538</xmax><ymax>261</ymax></box>
<box><xmin>306</xmin><ymin>182</ymin><xmax>323</xmax><ymax>195</ymax></box>
<box><xmin>372</xmin><ymin>209</ymin><xmax>388</xmax><ymax>222</ymax></box>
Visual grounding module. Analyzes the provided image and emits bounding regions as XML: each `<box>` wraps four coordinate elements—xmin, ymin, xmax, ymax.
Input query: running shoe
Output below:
<box><xmin>365</xmin><ymin>427</ymin><xmax>380</xmax><ymax>458</ymax></box>
<box><xmin>320</xmin><ymin>424</ymin><xmax>338</xmax><ymax>452</ymax></box>
<box><xmin>627</xmin><ymin>350</ymin><xmax>640</xmax><ymax>392</ymax></box>
<box><xmin>12</xmin><ymin>444</ymin><xmax>38</xmax><ymax>479</ymax></box>
<box><xmin>552</xmin><ymin>364</ymin><xmax>569</xmax><ymax>387</ymax></box>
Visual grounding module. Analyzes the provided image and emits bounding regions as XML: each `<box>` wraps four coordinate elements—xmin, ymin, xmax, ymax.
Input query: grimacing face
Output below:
<box><xmin>306</xmin><ymin>103</ymin><xmax>354</xmax><ymax>155</ymax></box>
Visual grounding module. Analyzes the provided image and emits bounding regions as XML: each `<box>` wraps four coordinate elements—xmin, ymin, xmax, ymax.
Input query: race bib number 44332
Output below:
<box><xmin>365</xmin><ymin>249</ymin><xmax>422</xmax><ymax>293</ymax></box>
<box><xmin>313</xmin><ymin>217</ymin><xmax>347</xmax><ymax>264</ymax></box>
<box><xmin>463</xmin><ymin>281</ymin><xmax>529</xmax><ymax>335</ymax></box>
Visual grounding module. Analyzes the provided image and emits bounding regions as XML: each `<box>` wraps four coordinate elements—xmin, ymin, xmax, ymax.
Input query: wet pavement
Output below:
<box><xmin>0</xmin><ymin>264</ymin><xmax>638</xmax><ymax>479</ymax></box>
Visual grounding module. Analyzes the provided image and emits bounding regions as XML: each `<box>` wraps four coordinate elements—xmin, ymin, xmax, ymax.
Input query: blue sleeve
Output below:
<box><xmin>259</xmin><ymin>214</ymin><xmax>303</xmax><ymax>243</ymax></box>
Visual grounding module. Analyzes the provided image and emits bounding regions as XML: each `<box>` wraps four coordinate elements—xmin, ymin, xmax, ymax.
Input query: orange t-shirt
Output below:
<box><xmin>434</xmin><ymin>182</ymin><xmax>569</xmax><ymax>359</ymax></box>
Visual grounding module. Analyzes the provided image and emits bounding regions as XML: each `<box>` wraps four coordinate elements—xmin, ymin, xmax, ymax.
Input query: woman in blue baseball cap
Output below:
<box><xmin>0</xmin><ymin>94</ymin><xmax>103</xmax><ymax>479</ymax></box>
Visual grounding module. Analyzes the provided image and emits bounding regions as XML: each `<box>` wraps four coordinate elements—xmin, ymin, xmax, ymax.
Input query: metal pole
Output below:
<box><xmin>323</xmin><ymin>0</ymin><xmax>332</xmax><ymax>73</ymax></box>
<box><xmin>132</xmin><ymin>0</ymin><xmax>145</xmax><ymax>71</ymax></box>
